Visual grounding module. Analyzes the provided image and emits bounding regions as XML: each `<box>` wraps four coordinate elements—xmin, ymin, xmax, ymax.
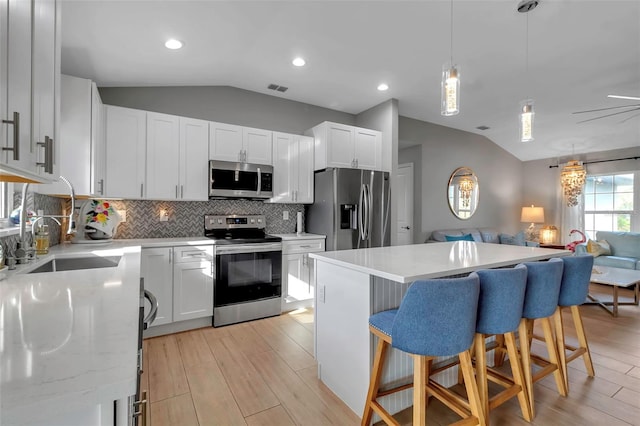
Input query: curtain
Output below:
<box><xmin>558</xmin><ymin>162</ymin><xmax>585</xmax><ymax>245</ymax></box>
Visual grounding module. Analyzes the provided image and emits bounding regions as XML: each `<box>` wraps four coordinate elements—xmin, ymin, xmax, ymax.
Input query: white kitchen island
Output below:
<box><xmin>309</xmin><ymin>241</ymin><xmax>571</xmax><ymax>417</ymax></box>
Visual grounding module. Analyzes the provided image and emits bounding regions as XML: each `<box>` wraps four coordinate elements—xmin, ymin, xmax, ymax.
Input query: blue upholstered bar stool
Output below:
<box><xmin>361</xmin><ymin>276</ymin><xmax>486</xmax><ymax>426</ymax></box>
<box><xmin>518</xmin><ymin>258</ymin><xmax>568</xmax><ymax>419</ymax></box>
<box><xmin>553</xmin><ymin>255</ymin><xmax>595</xmax><ymax>392</ymax></box>
<box><xmin>469</xmin><ymin>266</ymin><xmax>531</xmax><ymax>423</ymax></box>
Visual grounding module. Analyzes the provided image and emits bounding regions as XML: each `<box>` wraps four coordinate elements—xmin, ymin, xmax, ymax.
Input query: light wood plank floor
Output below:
<box><xmin>143</xmin><ymin>284</ymin><xmax>640</xmax><ymax>425</ymax></box>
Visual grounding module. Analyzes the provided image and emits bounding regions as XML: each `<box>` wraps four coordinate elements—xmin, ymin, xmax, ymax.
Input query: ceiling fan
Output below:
<box><xmin>573</xmin><ymin>94</ymin><xmax>640</xmax><ymax>124</ymax></box>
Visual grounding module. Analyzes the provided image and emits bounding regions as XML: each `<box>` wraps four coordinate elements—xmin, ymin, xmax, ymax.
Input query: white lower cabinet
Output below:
<box><xmin>140</xmin><ymin>247</ymin><xmax>173</xmax><ymax>327</ymax></box>
<box><xmin>173</xmin><ymin>245</ymin><xmax>214</xmax><ymax>321</ymax></box>
<box><xmin>281</xmin><ymin>238</ymin><xmax>325</xmax><ymax>312</ymax></box>
<box><xmin>141</xmin><ymin>245</ymin><xmax>213</xmax><ymax>335</ymax></box>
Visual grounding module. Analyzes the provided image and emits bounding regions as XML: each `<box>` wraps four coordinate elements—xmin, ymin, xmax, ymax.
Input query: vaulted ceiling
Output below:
<box><xmin>61</xmin><ymin>1</ymin><xmax>640</xmax><ymax>162</ymax></box>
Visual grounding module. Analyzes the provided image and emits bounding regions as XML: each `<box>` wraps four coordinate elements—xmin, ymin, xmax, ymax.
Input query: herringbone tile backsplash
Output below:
<box><xmin>98</xmin><ymin>199</ymin><xmax>304</xmax><ymax>239</ymax></box>
<box><xmin>0</xmin><ymin>195</ymin><xmax>304</xmax><ymax>256</ymax></box>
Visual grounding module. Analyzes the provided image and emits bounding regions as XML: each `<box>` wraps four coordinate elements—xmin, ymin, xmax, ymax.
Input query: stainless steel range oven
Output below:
<box><xmin>205</xmin><ymin>214</ymin><xmax>282</xmax><ymax>327</ymax></box>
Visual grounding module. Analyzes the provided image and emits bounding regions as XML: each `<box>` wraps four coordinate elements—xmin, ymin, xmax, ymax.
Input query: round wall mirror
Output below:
<box><xmin>447</xmin><ymin>167</ymin><xmax>479</xmax><ymax>220</ymax></box>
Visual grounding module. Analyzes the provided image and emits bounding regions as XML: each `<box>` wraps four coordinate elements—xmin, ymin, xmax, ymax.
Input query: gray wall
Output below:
<box><xmin>522</xmin><ymin>146</ymin><xmax>640</xmax><ymax>231</ymax></box>
<box><xmin>99</xmin><ymin>85</ymin><xmax>356</xmax><ymax>134</ymax></box>
<box><xmin>399</xmin><ymin>116</ymin><xmax>524</xmax><ymax>243</ymax></box>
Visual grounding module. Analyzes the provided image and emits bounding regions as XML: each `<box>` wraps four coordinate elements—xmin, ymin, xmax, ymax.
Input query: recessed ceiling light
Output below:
<box><xmin>292</xmin><ymin>57</ymin><xmax>306</xmax><ymax>67</ymax></box>
<box><xmin>377</xmin><ymin>83</ymin><xmax>389</xmax><ymax>91</ymax></box>
<box><xmin>165</xmin><ymin>39</ymin><xmax>183</xmax><ymax>50</ymax></box>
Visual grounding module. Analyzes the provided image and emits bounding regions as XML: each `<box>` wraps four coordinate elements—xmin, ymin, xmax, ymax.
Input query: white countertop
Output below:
<box><xmin>0</xmin><ymin>244</ymin><xmax>142</xmax><ymax>425</ymax></box>
<box><xmin>272</xmin><ymin>233</ymin><xmax>326</xmax><ymax>241</ymax></box>
<box><xmin>309</xmin><ymin>241</ymin><xmax>572</xmax><ymax>283</ymax></box>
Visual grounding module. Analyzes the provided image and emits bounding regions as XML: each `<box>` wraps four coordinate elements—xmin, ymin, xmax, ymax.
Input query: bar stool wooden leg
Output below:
<box><xmin>362</xmin><ymin>333</ymin><xmax>393</xmax><ymax>426</ymax></box>
<box><xmin>540</xmin><ymin>316</ymin><xmax>567</xmax><ymax>397</ymax></box>
<box><xmin>474</xmin><ymin>334</ymin><xmax>489</xmax><ymax>419</ymax></box>
<box><xmin>518</xmin><ymin>319</ymin><xmax>535</xmax><ymax>419</ymax></box>
<box><xmin>413</xmin><ymin>355</ymin><xmax>429</xmax><ymax>426</ymax></box>
<box><xmin>493</xmin><ymin>334</ymin><xmax>506</xmax><ymax>367</ymax></box>
<box><xmin>504</xmin><ymin>332</ymin><xmax>532</xmax><ymax>422</ymax></box>
<box><xmin>571</xmin><ymin>305</ymin><xmax>595</xmax><ymax>377</ymax></box>
<box><xmin>553</xmin><ymin>307</ymin><xmax>570</xmax><ymax>392</ymax></box>
<box><xmin>459</xmin><ymin>350</ymin><xmax>487</xmax><ymax>426</ymax></box>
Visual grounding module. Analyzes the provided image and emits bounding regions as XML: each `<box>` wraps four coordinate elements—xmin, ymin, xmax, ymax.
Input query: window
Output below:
<box><xmin>0</xmin><ymin>182</ymin><xmax>12</xmax><ymax>218</ymax></box>
<box><xmin>583</xmin><ymin>172</ymin><xmax>638</xmax><ymax>239</ymax></box>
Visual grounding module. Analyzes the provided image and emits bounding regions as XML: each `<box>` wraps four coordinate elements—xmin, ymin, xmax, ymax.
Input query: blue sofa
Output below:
<box><xmin>575</xmin><ymin>231</ymin><xmax>640</xmax><ymax>270</ymax></box>
<box><xmin>427</xmin><ymin>228</ymin><xmax>539</xmax><ymax>247</ymax></box>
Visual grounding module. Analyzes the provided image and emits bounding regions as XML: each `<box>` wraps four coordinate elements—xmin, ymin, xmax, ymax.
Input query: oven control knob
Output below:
<box><xmin>250</xmin><ymin>219</ymin><xmax>255</xmax><ymax>224</ymax></box>
<box><xmin>257</xmin><ymin>219</ymin><xmax>262</xmax><ymax>223</ymax></box>
<box><xmin>217</xmin><ymin>219</ymin><xmax>223</xmax><ymax>224</ymax></box>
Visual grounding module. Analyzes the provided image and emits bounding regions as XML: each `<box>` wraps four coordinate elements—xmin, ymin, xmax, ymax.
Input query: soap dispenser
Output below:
<box><xmin>35</xmin><ymin>223</ymin><xmax>50</xmax><ymax>255</ymax></box>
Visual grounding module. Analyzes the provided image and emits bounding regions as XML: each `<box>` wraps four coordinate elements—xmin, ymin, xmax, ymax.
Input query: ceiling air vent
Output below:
<box><xmin>268</xmin><ymin>83</ymin><xmax>288</xmax><ymax>93</ymax></box>
<box><xmin>476</xmin><ymin>125</ymin><xmax>490</xmax><ymax>130</ymax></box>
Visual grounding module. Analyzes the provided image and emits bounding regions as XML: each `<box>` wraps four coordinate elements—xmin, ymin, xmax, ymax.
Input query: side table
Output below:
<box><xmin>540</xmin><ymin>244</ymin><xmax>566</xmax><ymax>250</ymax></box>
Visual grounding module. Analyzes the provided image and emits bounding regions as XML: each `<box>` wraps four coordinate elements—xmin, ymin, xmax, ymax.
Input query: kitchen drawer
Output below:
<box><xmin>173</xmin><ymin>245</ymin><xmax>214</xmax><ymax>263</ymax></box>
<box><xmin>282</xmin><ymin>239</ymin><xmax>325</xmax><ymax>254</ymax></box>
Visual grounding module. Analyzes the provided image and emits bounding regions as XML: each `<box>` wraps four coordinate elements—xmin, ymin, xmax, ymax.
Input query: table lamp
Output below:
<box><xmin>521</xmin><ymin>205</ymin><xmax>544</xmax><ymax>241</ymax></box>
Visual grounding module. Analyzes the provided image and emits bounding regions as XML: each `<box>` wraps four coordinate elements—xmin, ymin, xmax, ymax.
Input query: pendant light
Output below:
<box><xmin>518</xmin><ymin>0</ymin><xmax>538</xmax><ymax>142</ymax></box>
<box><xmin>441</xmin><ymin>0</ymin><xmax>460</xmax><ymax>116</ymax></box>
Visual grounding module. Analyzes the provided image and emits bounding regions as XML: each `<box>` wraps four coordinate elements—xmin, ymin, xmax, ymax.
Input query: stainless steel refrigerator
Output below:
<box><xmin>306</xmin><ymin>168</ymin><xmax>391</xmax><ymax>251</ymax></box>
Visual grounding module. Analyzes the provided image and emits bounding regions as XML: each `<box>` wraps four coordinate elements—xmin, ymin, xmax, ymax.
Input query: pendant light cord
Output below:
<box><xmin>450</xmin><ymin>0</ymin><xmax>454</xmax><ymax>65</ymax></box>
<box><xmin>525</xmin><ymin>13</ymin><xmax>529</xmax><ymax>98</ymax></box>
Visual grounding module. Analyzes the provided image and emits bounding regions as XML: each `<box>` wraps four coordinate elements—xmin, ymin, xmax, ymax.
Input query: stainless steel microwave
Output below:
<box><xmin>209</xmin><ymin>160</ymin><xmax>273</xmax><ymax>199</ymax></box>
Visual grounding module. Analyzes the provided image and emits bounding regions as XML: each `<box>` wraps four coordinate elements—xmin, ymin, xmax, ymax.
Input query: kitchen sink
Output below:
<box><xmin>26</xmin><ymin>255</ymin><xmax>122</xmax><ymax>274</ymax></box>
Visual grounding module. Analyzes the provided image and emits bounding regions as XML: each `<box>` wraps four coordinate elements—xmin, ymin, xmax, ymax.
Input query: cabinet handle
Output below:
<box><xmin>2</xmin><ymin>111</ymin><xmax>20</xmax><ymax>160</ymax></box>
<box><xmin>175</xmin><ymin>185</ymin><xmax>178</xmax><ymax>198</ymax></box>
<box><xmin>300</xmin><ymin>245</ymin><xmax>312</xmax><ymax>248</ymax></box>
<box><xmin>47</xmin><ymin>138</ymin><xmax>54</xmax><ymax>173</ymax></box>
<box><xmin>169</xmin><ymin>250</ymin><xmax>173</xmax><ymax>264</ymax></box>
<box><xmin>140</xmin><ymin>183</ymin><xmax>144</xmax><ymax>197</ymax></box>
<box><xmin>355</xmin><ymin>158</ymin><xmax>359</xmax><ymax>168</ymax></box>
<box><xmin>243</xmin><ymin>149</ymin><xmax>247</xmax><ymax>162</ymax></box>
<box><xmin>98</xmin><ymin>179</ymin><xmax>104</xmax><ymax>195</ymax></box>
<box><xmin>180</xmin><ymin>185</ymin><xmax>184</xmax><ymax>198</ymax></box>
<box><xmin>36</xmin><ymin>136</ymin><xmax>53</xmax><ymax>173</ymax></box>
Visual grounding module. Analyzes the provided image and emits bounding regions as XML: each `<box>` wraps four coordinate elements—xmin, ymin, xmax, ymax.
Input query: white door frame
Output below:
<box><xmin>396</xmin><ymin>163</ymin><xmax>414</xmax><ymax>245</ymax></box>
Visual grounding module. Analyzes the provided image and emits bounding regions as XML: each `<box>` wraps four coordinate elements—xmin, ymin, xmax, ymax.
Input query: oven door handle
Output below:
<box><xmin>216</xmin><ymin>243</ymin><xmax>282</xmax><ymax>255</ymax></box>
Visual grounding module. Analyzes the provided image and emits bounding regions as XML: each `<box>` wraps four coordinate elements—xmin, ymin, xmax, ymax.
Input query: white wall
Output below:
<box><xmin>399</xmin><ymin>116</ymin><xmax>524</xmax><ymax>243</ymax></box>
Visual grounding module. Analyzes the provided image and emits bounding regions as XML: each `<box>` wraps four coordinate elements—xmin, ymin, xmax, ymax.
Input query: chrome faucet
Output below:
<box><xmin>17</xmin><ymin>176</ymin><xmax>77</xmax><ymax>260</ymax></box>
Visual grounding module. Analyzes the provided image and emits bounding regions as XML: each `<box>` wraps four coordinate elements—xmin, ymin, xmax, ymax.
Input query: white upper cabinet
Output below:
<box><xmin>209</xmin><ymin>122</ymin><xmax>272</xmax><ymax>165</ymax></box>
<box><xmin>271</xmin><ymin>132</ymin><xmax>314</xmax><ymax>204</ymax></box>
<box><xmin>308</xmin><ymin>121</ymin><xmax>383</xmax><ymax>172</ymax></box>
<box><xmin>104</xmin><ymin>105</ymin><xmax>146</xmax><ymax>198</ymax></box>
<box><xmin>0</xmin><ymin>0</ymin><xmax>59</xmax><ymax>182</ymax></box>
<box><xmin>209</xmin><ymin>122</ymin><xmax>243</xmax><ymax>162</ymax></box>
<box><xmin>353</xmin><ymin>127</ymin><xmax>381</xmax><ymax>171</ymax></box>
<box><xmin>91</xmin><ymin>82</ymin><xmax>105</xmax><ymax>195</ymax></box>
<box><xmin>36</xmin><ymin>75</ymin><xmax>104</xmax><ymax>196</ymax></box>
<box><xmin>325</xmin><ymin>122</ymin><xmax>354</xmax><ymax>169</ymax></box>
<box><xmin>179</xmin><ymin>117</ymin><xmax>209</xmax><ymax>201</ymax></box>
<box><xmin>1</xmin><ymin>0</ymin><xmax>35</xmax><ymax>179</ymax></box>
<box><xmin>242</xmin><ymin>126</ymin><xmax>272</xmax><ymax>165</ymax></box>
<box><xmin>146</xmin><ymin>112</ymin><xmax>180</xmax><ymax>200</ymax></box>
<box><xmin>32</xmin><ymin>0</ymin><xmax>58</xmax><ymax>178</ymax></box>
